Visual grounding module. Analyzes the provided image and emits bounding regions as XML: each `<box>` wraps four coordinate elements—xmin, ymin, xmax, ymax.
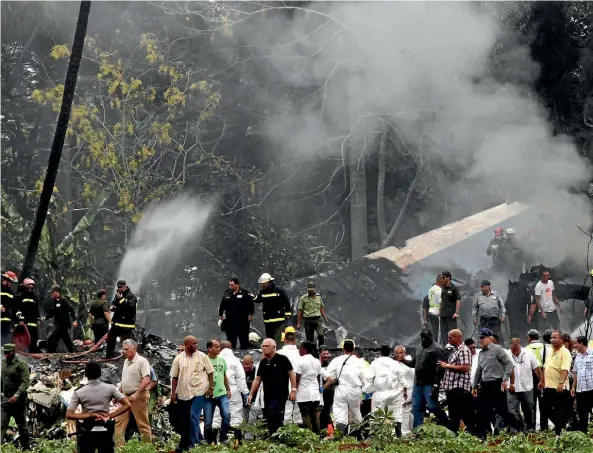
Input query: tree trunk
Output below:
<box><xmin>349</xmin><ymin>142</ymin><xmax>368</xmax><ymax>260</ymax></box>
<box><xmin>376</xmin><ymin>132</ymin><xmax>388</xmax><ymax>243</ymax></box>
<box><xmin>21</xmin><ymin>1</ymin><xmax>91</xmax><ymax>279</ymax></box>
<box><xmin>381</xmin><ymin>173</ymin><xmax>419</xmax><ymax>248</ymax></box>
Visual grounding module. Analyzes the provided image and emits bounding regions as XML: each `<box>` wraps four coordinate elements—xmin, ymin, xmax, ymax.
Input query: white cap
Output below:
<box><xmin>258</xmin><ymin>273</ymin><xmax>274</xmax><ymax>284</ymax></box>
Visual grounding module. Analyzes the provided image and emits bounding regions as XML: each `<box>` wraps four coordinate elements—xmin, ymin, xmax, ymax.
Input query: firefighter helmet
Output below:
<box><xmin>258</xmin><ymin>273</ymin><xmax>274</xmax><ymax>284</ymax></box>
<box><xmin>248</xmin><ymin>332</ymin><xmax>261</xmax><ymax>343</ymax></box>
<box><xmin>494</xmin><ymin>227</ymin><xmax>504</xmax><ymax>236</ymax></box>
<box><xmin>506</xmin><ymin>228</ymin><xmax>516</xmax><ymax>236</ymax></box>
<box><xmin>1</xmin><ymin>271</ymin><xmax>18</xmax><ymax>283</ymax></box>
<box><xmin>22</xmin><ymin>278</ymin><xmax>35</xmax><ymax>286</ymax></box>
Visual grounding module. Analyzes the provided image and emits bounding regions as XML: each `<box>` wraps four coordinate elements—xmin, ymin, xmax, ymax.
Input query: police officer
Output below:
<box><xmin>218</xmin><ymin>278</ymin><xmax>255</xmax><ymax>350</ymax></box>
<box><xmin>15</xmin><ymin>278</ymin><xmax>41</xmax><ymax>353</ymax></box>
<box><xmin>296</xmin><ymin>282</ymin><xmax>328</xmax><ymax>347</ymax></box>
<box><xmin>254</xmin><ymin>273</ymin><xmax>292</xmax><ymax>345</ymax></box>
<box><xmin>472</xmin><ymin>280</ymin><xmax>506</xmax><ymax>347</ymax></box>
<box><xmin>66</xmin><ymin>361</ymin><xmax>131</xmax><ymax>453</ymax></box>
<box><xmin>43</xmin><ymin>285</ymin><xmax>78</xmax><ymax>353</ymax></box>
<box><xmin>1</xmin><ymin>344</ymin><xmax>30</xmax><ymax>450</ymax></box>
<box><xmin>106</xmin><ymin>280</ymin><xmax>137</xmax><ymax>358</ymax></box>
<box><xmin>1</xmin><ymin>272</ymin><xmax>18</xmax><ymax>345</ymax></box>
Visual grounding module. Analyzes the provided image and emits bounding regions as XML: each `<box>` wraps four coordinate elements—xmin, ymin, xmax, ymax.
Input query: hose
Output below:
<box><xmin>17</xmin><ymin>332</ymin><xmax>109</xmax><ymax>360</ymax></box>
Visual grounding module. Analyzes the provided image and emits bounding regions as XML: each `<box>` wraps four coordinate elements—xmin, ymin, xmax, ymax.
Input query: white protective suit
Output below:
<box><xmin>400</xmin><ymin>360</ymin><xmax>415</xmax><ymax>435</ymax></box>
<box><xmin>277</xmin><ymin>344</ymin><xmax>303</xmax><ymax>424</ymax></box>
<box><xmin>363</xmin><ymin>357</ymin><xmax>408</xmax><ymax>423</ymax></box>
<box><xmin>212</xmin><ymin>348</ymin><xmax>249</xmax><ymax>429</ymax></box>
<box><xmin>326</xmin><ymin>354</ymin><xmax>365</xmax><ymax>428</ymax></box>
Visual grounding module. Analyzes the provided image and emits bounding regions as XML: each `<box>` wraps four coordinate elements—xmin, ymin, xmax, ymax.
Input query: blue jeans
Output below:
<box><xmin>189</xmin><ymin>395</ymin><xmax>206</xmax><ymax>447</ymax></box>
<box><xmin>203</xmin><ymin>395</ymin><xmax>230</xmax><ymax>443</ymax></box>
<box><xmin>411</xmin><ymin>384</ymin><xmax>448</xmax><ymax>429</ymax></box>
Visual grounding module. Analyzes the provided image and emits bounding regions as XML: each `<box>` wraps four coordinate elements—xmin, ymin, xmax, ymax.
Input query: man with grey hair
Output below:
<box><xmin>115</xmin><ymin>339</ymin><xmax>152</xmax><ymax>445</ymax></box>
<box><xmin>247</xmin><ymin>338</ymin><xmax>297</xmax><ymax>436</ymax></box>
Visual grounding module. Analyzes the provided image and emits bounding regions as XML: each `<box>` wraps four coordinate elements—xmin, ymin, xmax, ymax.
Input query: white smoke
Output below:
<box><xmin>117</xmin><ymin>195</ymin><xmax>212</xmax><ymax>293</ymax></box>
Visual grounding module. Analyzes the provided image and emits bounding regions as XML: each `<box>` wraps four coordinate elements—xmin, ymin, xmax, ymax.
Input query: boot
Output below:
<box><xmin>335</xmin><ymin>423</ymin><xmax>348</xmax><ymax>435</ymax></box>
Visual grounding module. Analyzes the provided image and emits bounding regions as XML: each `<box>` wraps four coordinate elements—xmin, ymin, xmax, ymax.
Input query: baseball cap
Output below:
<box><xmin>306</xmin><ymin>282</ymin><xmax>316</xmax><ymax>289</ymax></box>
<box><xmin>526</xmin><ymin>329</ymin><xmax>539</xmax><ymax>339</ymax></box>
<box><xmin>49</xmin><ymin>284</ymin><xmax>61</xmax><ymax>293</ymax></box>
<box><xmin>478</xmin><ymin>327</ymin><xmax>493</xmax><ymax>337</ymax></box>
<box><xmin>480</xmin><ymin>280</ymin><xmax>491</xmax><ymax>286</ymax></box>
<box><xmin>116</xmin><ymin>280</ymin><xmax>127</xmax><ymax>286</ymax></box>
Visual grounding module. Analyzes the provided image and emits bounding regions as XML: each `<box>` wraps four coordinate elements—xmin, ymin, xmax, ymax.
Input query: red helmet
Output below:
<box><xmin>494</xmin><ymin>227</ymin><xmax>503</xmax><ymax>236</ymax></box>
<box><xmin>1</xmin><ymin>271</ymin><xmax>18</xmax><ymax>283</ymax></box>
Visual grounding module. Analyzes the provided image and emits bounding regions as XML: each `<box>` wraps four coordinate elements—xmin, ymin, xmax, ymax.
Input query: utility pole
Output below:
<box><xmin>21</xmin><ymin>1</ymin><xmax>92</xmax><ymax>279</ymax></box>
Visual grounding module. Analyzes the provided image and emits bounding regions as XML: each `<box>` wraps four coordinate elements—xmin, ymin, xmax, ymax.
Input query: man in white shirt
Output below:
<box><xmin>364</xmin><ymin>345</ymin><xmax>408</xmax><ymax>437</ymax></box>
<box><xmin>295</xmin><ymin>341</ymin><xmax>323</xmax><ymax>433</ymax></box>
<box><xmin>324</xmin><ymin>340</ymin><xmax>365</xmax><ymax>435</ymax></box>
<box><xmin>277</xmin><ymin>327</ymin><xmax>303</xmax><ymax>425</ymax></box>
<box><xmin>528</xmin><ymin>270</ymin><xmax>562</xmax><ymax>330</ymax></box>
<box><xmin>422</xmin><ymin>275</ymin><xmax>443</xmax><ymax>342</ymax></box>
<box><xmin>507</xmin><ymin>338</ymin><xmax>543</xmax><ymax>432</ymax></box>
<box><xmin>394</xmin><ymin>345</ymin><xmax>415</xmax><ymax>435</ymax></box>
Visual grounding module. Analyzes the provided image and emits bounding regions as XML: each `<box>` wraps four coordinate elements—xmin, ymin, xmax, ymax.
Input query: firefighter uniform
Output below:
<box><xmin>255</xmin><ymin>283</ymin><xmax>291</xmax><ymax>345</ymax></box>
<box><xmin>15</xmin><ymin>288</ymin><xmax>41</xmax><ymax>353</ymax></box>
<box><xmin>106</xmin><ymin>282</ymin><xmax>137</xmax><ymax>358</ymax></box>
<box><xmin>1</xmin><ymin>282</ymin><xmax>15</xmax><ymax>345</ymax></box>
<box><xmin>219</xmin><ymin>288</ymin><xmax>255</xmax><ymax>350</ymax></box>
<box><xmin>45</xmin><ymin>288</ymin><xmax>76</xmax><ymax>353</ymax></box>
<box><xmin>0</xmin><ymin>344</ymin><xmax>30</xmax><ymax>449</ymax></box>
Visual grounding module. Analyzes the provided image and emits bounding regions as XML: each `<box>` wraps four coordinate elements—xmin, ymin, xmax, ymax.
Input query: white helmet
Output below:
<box><xmin>258</xmin><ymin>273</ymin><xmax>274</xmax><ymax>284</ymax></box>
<box><xmin>248</xmin><ymin>332</ymin><xmax>261</xmax><ymax>343</ymax></box>
<box><xmin>506</xmin><ymin>228</ymin><xmax>515</xmax><ymax>236</ymax></box>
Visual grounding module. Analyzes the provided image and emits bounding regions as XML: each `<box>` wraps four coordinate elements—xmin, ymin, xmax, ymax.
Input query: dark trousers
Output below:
<box><xmin>172</xmin><ymin>398</ymin><xmax>193</xmax><ymax>452</ymax></box>
<box><xmin>427</xmin><ymin>315</ymin><xmax>440</xmax><ymax>342</ymax></box>
<box><xmin>540</xmin><ymin>310</ymin><xmax>561</xmax><ymax>330</ymax></box>
<box><xmin>1</xmin><ymin>397</ymin><xmax>30</xmax><ymax>449</ymax></box>
<box><xmin>439</xmin><ymin>317</ymin><xmax>457</xmax><ymax>346</ymax></box>
<box><xmin>476</xmin><ymin>380</ymin><xmax>521</xmax><ymax>439</ymax></box>
<box><xmin>46</xmin><ymin>327</ymin><xmax>74</xmax><ymax>353</ymax></box>
<box><xmin>27</xmin><ymin>325</ymin><xmax>39</xmax><ymax>353</ymax></box>
<box><xmin>226</xmin><ymin>325</ymin><xmax>249</xmax><ymax>350</ymax></box>
<box><xmin>263</xmin><ymin>400</ymin><xmax>285</xmax><ymax>436</ymax></box>
<box><xmin>264</xmin><ymin>321</ymin><xmax>285</xmax><ymax>346</ymax></box>
<box><xmin>575</xmin><ymin>389</ymin><xmax>593</xmax><ymax>434</ymax></box>
<box><xmin>543</xmin><ymin>388</ymin><xmax>570</xmax><ymax>435</ymax></box>
<box><xmin>298</xmin><ymin>401</ymin><xmax>321</xmax><ymax>433</ymax></box>
<box><xmin>445</xmin><ymin>388</ymin><xmax>475</xmax><ymax>434</ymax></box>
<box><xmin>91</xmin><ymin>324</ymin><xmax>109</xmax><ymax>344</ymax></box>
<box><xmin>479</xmin><ymin>316</ymin><xmax>504</xmax><ymax>347</ymax></box>
<box><xmin>76</xmin><ymin>420</ymin><xmax>115</xmax><ymax>453</ymax></box>
<box><xmin>508</xmin><ymin>391</ymin><xmax>535</xmax><ymax>431</ymax></box>
<box><xmin>303</xmin><ymin>317</ymin><xmax>324</xmax><ymax>346</ymax></box>
<box><xmin>106</xmin><ymin>326</ymin><xmax>134</xmax><ymax>358</ymax></box>
<box><xmin>319</xmin><ymin>390</ymin><xmax>334</xmax><ymax>430</ymax></box>
<box><xmin>533</xmin><ymin>382</ymin><xmax>548</xmax><ymax>430</ymax></box>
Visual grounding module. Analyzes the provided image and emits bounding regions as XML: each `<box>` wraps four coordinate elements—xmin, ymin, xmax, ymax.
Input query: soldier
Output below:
<box><xmin>0</xmin><ymin>344</ymin><xmax>30</xmax><ymax>450</ymax></box>
<box><xmin>296</xmin><ymin>282</ymin><xmax>328</xmax><ymax>347</ymax></box>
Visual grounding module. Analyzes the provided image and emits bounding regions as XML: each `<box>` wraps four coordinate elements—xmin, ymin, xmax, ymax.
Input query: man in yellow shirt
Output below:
<box><xmin>542</xmin><ymin>330</ymin><xmax>572</xmax><ymax>435</ymax></box>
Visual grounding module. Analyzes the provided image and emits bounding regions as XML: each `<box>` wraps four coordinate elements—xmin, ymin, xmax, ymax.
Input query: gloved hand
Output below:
<box><xmin>241</xmin><ymin>393</ymin><xmax>249</xmax><ymax>407</ymax></box>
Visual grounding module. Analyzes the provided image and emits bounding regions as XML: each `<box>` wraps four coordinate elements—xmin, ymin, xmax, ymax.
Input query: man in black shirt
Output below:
<box><xmin>439</xmin><ymin>271</ymin><xmax>461</xmax><ymax>346</ymax></box>
<box><xmin>89</xmin><ymin>289</ymin><xmax>111</xmax><ymax>344</ymax></box>
<box><xmin>402</xmin><ymin>330</ymin><xmax>449</xmax><ymax>429</ymax></box>
<box><xmin>43</xmin><ymin>285</ymin><xmax>78</xmax><ymax>353</ymax></box>
<box><xmin>219</xmin><ymin>278</ymin><xmax>255</xmax><ymax>350</ymax></box>
<box><xmin>247</xmin><ymin>339</ymin><xmax>297</xmax><ymax>436</ymax></box>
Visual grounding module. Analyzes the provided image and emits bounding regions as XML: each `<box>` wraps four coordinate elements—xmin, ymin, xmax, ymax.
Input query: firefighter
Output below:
<box><xmin>254</xmin><ymin>273</ymin><xmax>292</xmax><ymax>345</ymax></box>
<box><xmin>42</xmin><ymin>285</ymin><xmax>78</xmax><ymax>353</ymax></box>
<box><xmin>15</xmin><ymin>278</ymin><xmax>41</xmax><ymax>353</ymax></box>
<box><xmin>105</xmin><ymin>280</ymin><xmax>137</xmax><ymax>358</ymax></box>
<box><xmin>486</xmin><ymin>227</ymin><xmax>506</xmax><ymax>269</ymax></box>
<box><xmin>1</xmin><ymin>272</ymin><xmax>18</xmax><ymax>345</ymax></box>
<box><xmin>0</xmin><ymin>344</ymin><xmax>31</xmax><ymax>450</ymax></box>
<box><xmin>218</xmin><ymin>278</ymin><xmax>255</xmax><ymax>350</ymax></box>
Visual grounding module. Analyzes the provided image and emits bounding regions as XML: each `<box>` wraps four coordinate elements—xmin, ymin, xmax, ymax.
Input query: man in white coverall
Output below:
<box><xmin>364</xmin><ymin>344</ymin><xmax>409</xmax><ymax>438</ymax></box>
<box><xmin>277</xmin><ymin>327</ymin><xmax>303</xmax><ymax>425</ymax></box>
<box><xmin>212</xmin><ymin>341</ymin><xmax>249</xmax><ymax>444</ymax></box>
<box><xmin>324</xmin><ymin>339</ymin><xmax>365</xmax><ymax>435</ymax></box>
<box><xmin>395</xmin><ymin>345</ymin><xmax>415</xmax><ymax>435</ymax></box>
